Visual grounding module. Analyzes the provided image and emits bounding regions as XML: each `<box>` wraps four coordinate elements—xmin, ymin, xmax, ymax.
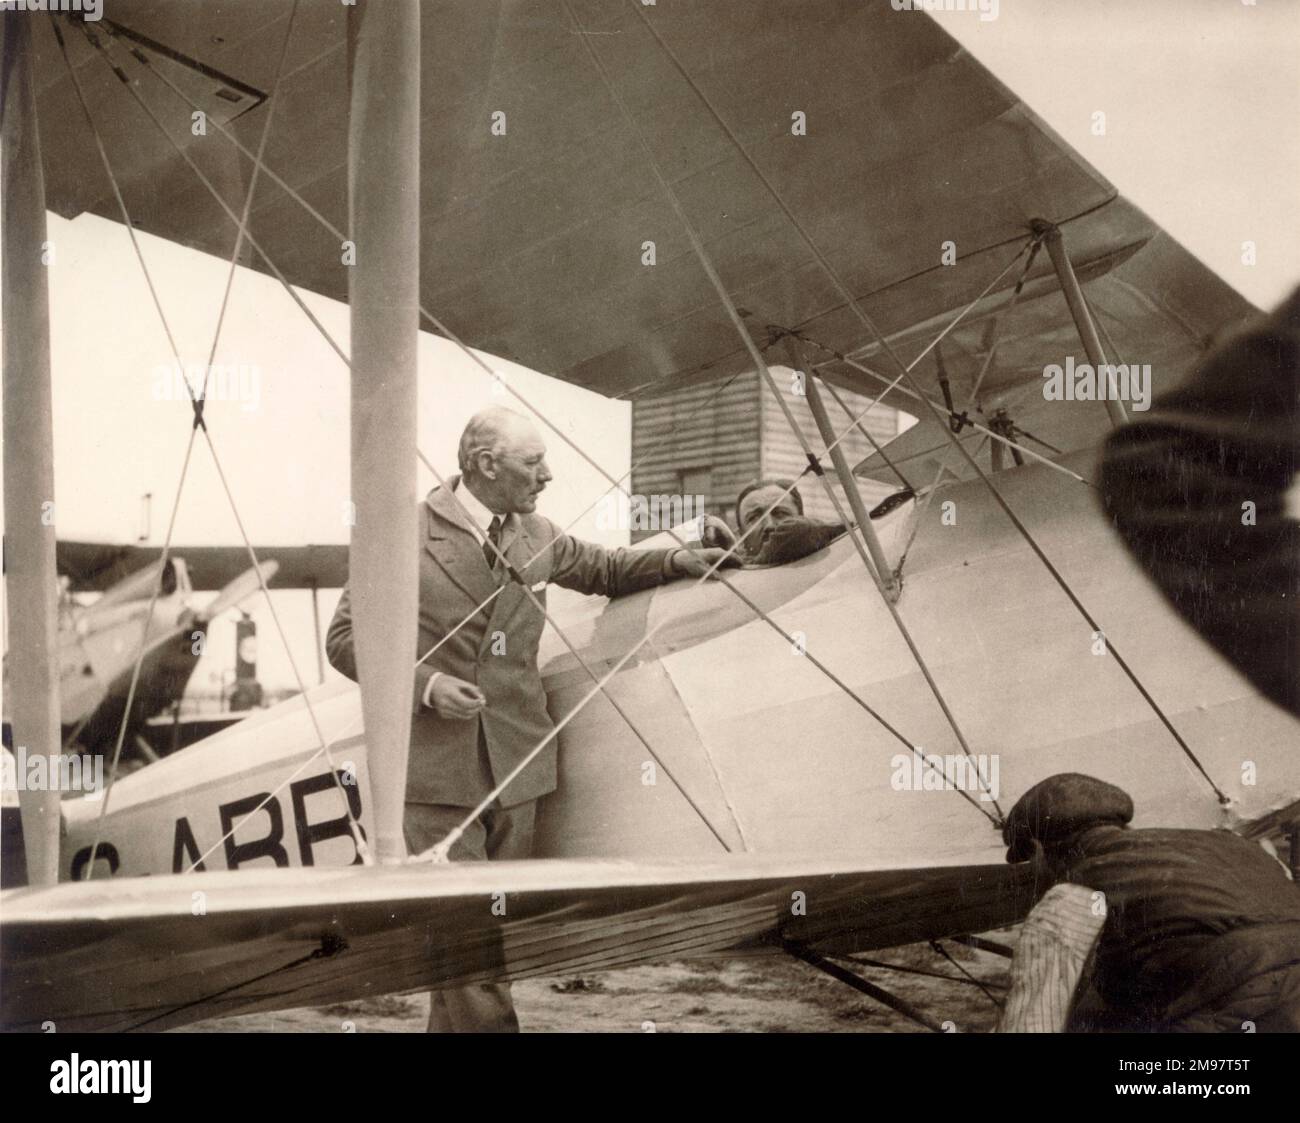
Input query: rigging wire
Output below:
<box><xmin>840</xmin><ymin>952</ymin><xmax>1009</xmax><ymax>991</ymax></box>
<box><xmin>123</xmin><ymin>936</ymin><xmax>348</xmax><ymax>1033</ymax></box>
<box><xmin>181</xmin><ymin>369</ymin><xmax>755</xmax><ymax>872</ymax></box>
<box><xmin>50</xmin><ymin>16</ymin><xmax>205</xmax><ymax>875</ymax></box>
<box><xmin>173</xmin><ymin>6</ymin><xmax>371</xmax><ymax>862</ymax></box>
<box><xmin>61</xmin><ymin>7</ymin><xmax>372</xmax><ymax>868</ymax></box>
<box><xmin>92</xmin><ymin>14</ymin><xmax>863</xmax><ymax>723</ymax></box>
<box><xmin>928</xmin><ymin>940</ymin><xmax>1005</xmax><ymax>1010</ymax></box>
<box><xmin>799</xmin><ymin>323</ymin><xmax>1093</xmax><ymax>486</ymax></box>
<box><xmin>888</xmin><ymin>243</ymin><xmax>1046</xmax><ymax>575</ymax></box>
<box><xmin>419</xmin><ymin>452</ymin><xmax>747</xmax><ymax>854</ymax></box>
<box><xmin>81</xmin><ymin>6</ymin><xmax>1006</xmax><ymax>844</ymax></box>
<box><xmin>86</xmin><ymin>7</ymin><xmax>1193</xmax><ymax>814</ymax></box>
<box><xmin>563</xmin><ymin>0</ymin><xmax>1003</xmax><ymax>818</ymax></box>
<box><xmin>416</xmin><ymin>476</ymin><xmax>999</xmax><ymax>863</ymax></box>
<box><xmin>761</xmin><ymin>351</ymin><xmax>997</xmax><ymax>798</ymax></box>
<box><xmin>892</xmin><ymin>434</ymin><xmax>989</xmax><ymax>580</ymax></box>
<box><xmin>626</xmin><ymin>0</ymin><xmax>1227</xmax><ymax>804</ymax></box>
<box><xmin>967</xmin><ymin>236</ymin><xmax>1044</xmax><ymax>407</ymax></box>
<box><xmin>84</xmin><ymin>23</ymin><xmax>351</xmax><ymax>368</ymax></box>
<box><xmin>818</xmin><ymin>375</ymin><xmax>915</xmax><ymax>493</ymax></box>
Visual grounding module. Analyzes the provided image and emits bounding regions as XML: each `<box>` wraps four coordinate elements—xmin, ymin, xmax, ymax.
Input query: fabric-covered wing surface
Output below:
<box><xmin>0</xmin><ymin>856</ymin><xmax>1032</xmax><ymax>1032</ymax></box>
<box><xmin>31</xmin><ymin>1</ymin><xmax>1254</xmax><ymax>432</ymax></box>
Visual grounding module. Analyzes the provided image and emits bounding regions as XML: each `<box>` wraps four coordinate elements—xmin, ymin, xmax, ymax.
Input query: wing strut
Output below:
<box><xmin>1</xmin><ymin>16</ymin><xmax>62</xmax><ymax>886</ymax></box>
<box><xmin>784</xmin><ymin>944</ymin><xmax>946</xmax><ymax>1033</ymax></box>
<box><xmin>792</xmin><ymin>337</ymin><xmax>899</xmax><ymax>599</ymax></box>
<box><xmin>562</xmin><ymin>0</ymin><xmax>1004</xmax><ymax>822</ymax></box>
<box><xmin>1039</xmin><ymin>222</ymin><xmax>1129</xmax><ymax>428</ymax></box>
<box><xmin>622</xmin><ymin>2</ymin><xmax>1225</xmax><ymax>809</ymax></box>
<box><xmin>345</xmin><ymin>0</ymin><xmax>422</xmax><ymax>864</ymax></box>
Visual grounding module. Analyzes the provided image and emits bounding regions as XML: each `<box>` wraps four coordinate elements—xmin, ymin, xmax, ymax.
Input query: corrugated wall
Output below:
<box><xmin>630</xmin><ymin>372</ymin><xmax>762</xmax><ymax>538</ymax></box>
<box><xmin>759</xmin><ymin>373</ymin><xmax>900</xmax><ymax>524</ymax></box>
<box><xmin>631</xmin><ymin>369</ymin><xmax>903</xmax><ymax>539</ymax></box>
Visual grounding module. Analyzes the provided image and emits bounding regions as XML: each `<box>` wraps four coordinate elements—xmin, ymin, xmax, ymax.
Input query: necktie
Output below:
<box><xmin>483</xmin><ymin>515</ymin><xmax>502</xmax><ymax>572</ymax></box>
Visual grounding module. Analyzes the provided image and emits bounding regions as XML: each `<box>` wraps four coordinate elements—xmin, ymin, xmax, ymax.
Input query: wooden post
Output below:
<box><xmin>2</xmin><ymin>17</ymin><xmax>64</xmax><ymax>886</ymax></box>
<box><xmin>346</xmin><ymin>0</ymin><xmax>421</xmax><ymax>864</ymax></box>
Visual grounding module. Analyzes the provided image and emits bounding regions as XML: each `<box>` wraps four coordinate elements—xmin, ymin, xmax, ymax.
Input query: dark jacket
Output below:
<box><xmin>326</xmin><ymin>477</ymin><xmax>677</xmax><ymax>808</ymax></box>
<box><xmin>1058</xmin><ymin>825</ymin><xmax>1300</xmax><ymax>1028</ymax></box>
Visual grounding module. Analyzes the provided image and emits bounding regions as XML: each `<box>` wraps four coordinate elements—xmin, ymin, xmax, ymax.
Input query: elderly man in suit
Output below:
<box><xmin>326</xmin><ymin>406</ymin><xmax>733</xmax><ymax>1032</ymax></box>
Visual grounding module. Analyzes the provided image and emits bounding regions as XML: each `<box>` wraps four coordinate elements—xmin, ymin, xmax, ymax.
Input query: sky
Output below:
<box><xmin>939</xmin><ymin>0</ymin><xmax>1298</xmax><ymax>310</ymax></box>
<box><xmin>8</xmin><ymin>214</ymin><xmax>631</xmax><ymax>694</ymax></box>
<box><xmin>3</xmin><ymin>0</ymin><xmax>1297</xmax><ymax>693</ymax></box>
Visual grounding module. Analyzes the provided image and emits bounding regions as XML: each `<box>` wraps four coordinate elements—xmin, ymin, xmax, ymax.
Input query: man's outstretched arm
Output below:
<box><xmin>997</xmin><ymin>882</ymin><xmax>1106</xmax><ymax>1033</ymax></box>
<box><xmin>547</xmin><ymin>523</ymin><xmax>736</xmax><ymax>598</ymax></box>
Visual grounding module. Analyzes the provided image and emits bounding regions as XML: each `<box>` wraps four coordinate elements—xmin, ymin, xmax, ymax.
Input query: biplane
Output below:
<box><xmin>2</xmin><ymin>543</ymin><xmax>266</xmax><ymax>760</ymax></box>
<box><xmin>1</xmin><ymin>0</ymin><xmax>1296</xmax><ymax>1033</ymax></box>
<box><xmin>31</xmin><ymin>540</ymin><xmax>347</xmax><ymax>753</ymax></box>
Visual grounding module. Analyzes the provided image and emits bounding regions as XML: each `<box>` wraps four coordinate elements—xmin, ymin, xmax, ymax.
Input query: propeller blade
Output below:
<box><xmin>196</xmin><ymin>560</ymin><xmax>279</xmax><ymax>623</ymax></box>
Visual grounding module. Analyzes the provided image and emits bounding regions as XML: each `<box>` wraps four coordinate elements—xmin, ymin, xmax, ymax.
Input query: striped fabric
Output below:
<box><xmin>997</xmin><ymin>883</ymin><xmax>1106</xmax><ymax>1033</ymax></box>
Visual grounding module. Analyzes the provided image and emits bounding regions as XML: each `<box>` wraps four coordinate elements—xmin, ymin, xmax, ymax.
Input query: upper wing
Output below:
<box><xmin>849</xmin><ymin>230</ymin><xmax>1257</xmax><ymax>483</ymax></box>
<box><xmin>32</xmin><ymin>1</ymin><xmax>1254</xmax><ymax>417</ymax></box>
<box><xmin>0</xmin><ymin>855</ymin><xmax>1032</xmax><ymax>1032</ymax></box>
<box><xmin>51</xmin><ymin>541</ymin><xmax>347</xmax><ymax>592</ymax></box>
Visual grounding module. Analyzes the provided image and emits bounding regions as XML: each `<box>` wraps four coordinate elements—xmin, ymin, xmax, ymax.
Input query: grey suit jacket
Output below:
<box><xmin>326</xmin><ymin>476</ymin><xmax>679</xmax><ymax>808</ymax></box>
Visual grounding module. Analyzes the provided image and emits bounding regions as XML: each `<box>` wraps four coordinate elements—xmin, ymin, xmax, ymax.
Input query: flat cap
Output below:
<box><xmin>1003</xmin><ymin>773</ymin><xmax>1134</xmax><ymax>863</ymax></box>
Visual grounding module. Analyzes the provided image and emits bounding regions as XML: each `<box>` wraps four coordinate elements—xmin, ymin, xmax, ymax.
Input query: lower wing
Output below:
<box><xmin>0</xmin><ymin>855</ymin><xmax>1032</xmax><ymax>1032</ymax></box>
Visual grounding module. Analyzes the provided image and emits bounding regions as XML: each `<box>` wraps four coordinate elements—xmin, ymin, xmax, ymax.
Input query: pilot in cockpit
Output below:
<box><xmin>700</xmin><ymin>478</ymin><xmax>846</xmax><ymax>566</ymax></box>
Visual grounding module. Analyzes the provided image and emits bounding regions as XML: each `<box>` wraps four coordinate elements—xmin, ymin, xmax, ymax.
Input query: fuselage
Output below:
<box><xmin>57</xmin><ymin>450</ymin><xmax>1300</xmax><ymax>881</ymax></box>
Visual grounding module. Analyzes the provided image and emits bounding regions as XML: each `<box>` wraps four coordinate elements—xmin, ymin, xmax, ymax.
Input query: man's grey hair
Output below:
<box><xmin>458</xmin><ymin>406</ymin><xmax>528</xmax><ymax>476</ymax></box>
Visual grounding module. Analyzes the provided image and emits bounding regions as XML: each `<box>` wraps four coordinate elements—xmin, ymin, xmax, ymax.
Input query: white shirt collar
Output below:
<box><xmin>454</xmin><ymin>477</ymin><xmax>502</xmax><ymax>534</ymax></box>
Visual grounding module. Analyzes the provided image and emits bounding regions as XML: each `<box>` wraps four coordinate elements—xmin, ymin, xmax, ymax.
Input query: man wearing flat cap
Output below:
<box><xmin>997</xmin><ymin>773</ymin><xmax>1300</xmax><ymax>1032</ymax></box>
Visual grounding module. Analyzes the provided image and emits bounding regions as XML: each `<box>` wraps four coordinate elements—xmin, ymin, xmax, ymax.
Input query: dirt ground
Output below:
<box><xmin>180</xmin><ymin>937</ymin><xmax>1012</xmax><ymax>1033</ymax></box>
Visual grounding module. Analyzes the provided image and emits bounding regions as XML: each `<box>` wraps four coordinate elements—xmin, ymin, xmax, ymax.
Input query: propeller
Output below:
<box><xmin>193</xmin><ymin>560</ymin><xmax>279</xmax><ymax>625</ymax></box>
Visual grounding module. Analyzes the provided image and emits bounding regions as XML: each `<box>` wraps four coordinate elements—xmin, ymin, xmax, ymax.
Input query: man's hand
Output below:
<box><xmin>698</xmin><ymin>514</ymin><xmax>737</xmax><ymax>552</ymax></box>
<box><xmin>671</xmin><ymin>547</ymin><xmax>742</xmax><ymax>579</ymax></box>
<box><xmin>427</xmin><ymin>674</ymin><xmax>487</xmax><ymax>720</ymax></box>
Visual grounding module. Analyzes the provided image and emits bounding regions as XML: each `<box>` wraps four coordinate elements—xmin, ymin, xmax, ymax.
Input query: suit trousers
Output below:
<box><xmin>403</xmin><ymin>792</ymin><xmax>536</xmax><ymax>1033</ymax></box>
